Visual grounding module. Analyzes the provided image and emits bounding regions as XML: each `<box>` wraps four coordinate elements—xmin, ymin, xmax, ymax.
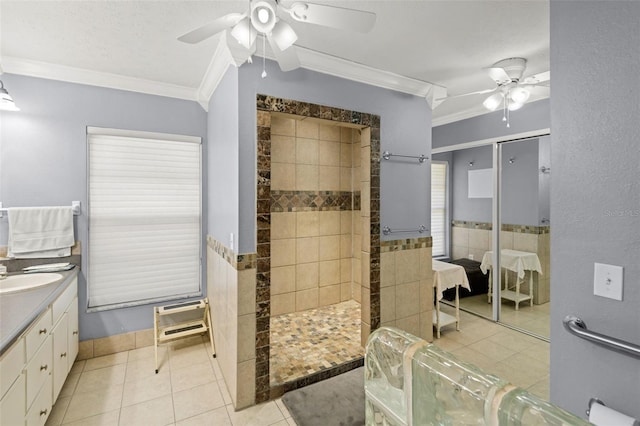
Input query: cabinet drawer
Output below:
<box><xmin>26</xmin><ymin>374</ymin><xmax>51</xmax><ymax>426</ymax></box>
<box><xmin>25</xmin><ymin>310</ymin><xmax>52</xmax><ymax>360</ymax></box>
<box><xmin>0</xmin><ymin>372</ymin><xmax>26</xmax><ymax>426</ymax></box>
<box><xmin>1</xmin><ymin>338</ymin><xmax>25</xmax><ymax>399</ymax></box>
<box><xmin>26</xmin><ymin>336</ymin><xmax>52</xmax><ymax>409</ymax></box>
<box><xmin>52</xmin><ymin>278</ymin><xmax>77</xmax><ymax>326</ymax></box>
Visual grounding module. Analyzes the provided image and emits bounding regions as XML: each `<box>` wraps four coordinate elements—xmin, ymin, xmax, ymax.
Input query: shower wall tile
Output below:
<box><xmin>296</xmin><ymin>263</ymin><xmax>319</xmax><ymax>290</ymax></box>
<box><xmin>319</xmin><ymin>166</ymin><xmax>341</xmax><ymax>190</ymax></box>
<box><xmin>320</xmin><ymin>211</ymin><xmax>341</xmax><ymax>235</ymax></box>
<box><xmin>468</xmin><ymin>228</ymin><xmax>491</xmax><ymax>250</ymax></box>
<box><xmin>271</xmin><ymin>135</ymin><xmax>295</xmax><ymax>164</ymax></box>
<box><xmin>271</xmin><ymin>163</ymin><xmax>296</xmax><ymax>191</ymax></box>
<box><xmin>271</xmin><ymin>293</ymin><xmax>294</xmax><ymax>316</ymax></box>
<box><xmin>319</xmin><ymin>141</ymin><xmax>341</xmax><ymax>166</ymax></box>
<box><xmin>319</xmin><ymin>260</ymin><xmax>341</xmax><ymax>287</ymax></box>
<box><xmin>296</xmin><ymin>138</ymin><xmax>318</xmax><ymax>165</ymax></box>
<box><xmin>271</xmin><ymin>212</ymin><xmax>296</xmax><ymax>240</ymax></box>
<box><xmin>296</xmin><ymin>211</ymin><xmax>319</xmax><ymax>237</ymax></box>
<box><xmin>270</xmin><ymin>115</ymin><xmax>295</xmax><ymax>136</ymax></box>
<box><xmin>271</xmin><ymin>239</ymin><xmax>295</xmax><ymax>267</ymax></box>
<box><xmin>319</xmin><ymin>235</ymin><xmax>340</xmax><ymax>261</ymax></box>
<box><xmin>296</xmin><ymin>288</ymin><xmax>319</xmax><ymax>311</ymax></box>
<box><xmin>296</xmin><ymin>119</ymin><xmax>319</xmax><ymax>139</ymax></box>
<box><xmin>296</xmin><ymin>164</ymin><xmax>319</xmax><ymax>191</ymax></box>
<box><xmin>319</xmin><ymin>123</ymin><xmax>341</xmax><ymax>142</ymax></box>
<box><xmin>319</xmin><ymin>285</ymin><xmax>341</xmax><ymax>306</ymax></box>
<box><xmin>296</xmin><ymin>237</ymin><xmax>319</xmax><ymax>263</ymax></box>
<box><xmin>271</xmin><ymin>266</ymin><xmax>295</xmax><ymax>295</ymax></box>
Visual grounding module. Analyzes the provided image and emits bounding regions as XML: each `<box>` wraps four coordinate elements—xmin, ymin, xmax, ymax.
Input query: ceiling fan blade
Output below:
<box><xmin>435</xmin><ymin>87</ymin><xmax>498</xmax><ymax>102</ymax></box>
<box><xmin>178</xmin><ymin>13</ymin><xmax>245</xmax><ymax>44</ymax></box>
<box><xmin>267</xmin><ymin>35</ymin><xmax>300</xmax><ymax>71</ymax></box>
<box><xmin>486</xmin><ymin>67</ymin><xmax>512</xmax><ymax>85</ymax></box>
<box><xmin>286</xmin><ymin>2</ymin><xmax>376</xmax><ymax>33</ymax></box>
<box><xmin>522</xmin><ymin>70</ymin><xmax>550</xmax><ymax>84</ymax></box>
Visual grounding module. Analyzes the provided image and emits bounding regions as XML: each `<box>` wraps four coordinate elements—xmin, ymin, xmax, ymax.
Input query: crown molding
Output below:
<box><xmin>432</xmin><ymin>105</ymin><xmax>496</xmax><ymax>127</ymax></box>
<box><xmin>196</xmin><ymin>34</ymin><xmax>236</xmax><ymax>111</ymax></box>
<box><xmin>252</xmin><ymin>41</ymin><xmax>441</xmax><ymax>99</ymax></box>
<box><xmin>2</xmin><ymin>56</ymin><xmax>198</xmax><ymax>101</ymax></box>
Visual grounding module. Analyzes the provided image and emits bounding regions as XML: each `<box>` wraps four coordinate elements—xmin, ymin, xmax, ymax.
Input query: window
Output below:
<box><xmin>431</xmin><ymin>161</ymin><xmax>448</xmax><ymax>257</ymax></box>
<box><xmin>87</xmin><ymin>128</ymin><xmax>201</xmax><ymax>309</ymax></box>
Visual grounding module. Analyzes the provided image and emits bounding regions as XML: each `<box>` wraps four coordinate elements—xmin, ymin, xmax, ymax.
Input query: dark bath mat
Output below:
<box><xmin>282</xmin><ymin>367</ymin><xmax>365</xmax><ymax>426</ymax></box>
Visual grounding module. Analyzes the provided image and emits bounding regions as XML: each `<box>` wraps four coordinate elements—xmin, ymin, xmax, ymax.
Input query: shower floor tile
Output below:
<box><xmin>270</xmin><ymin>300</ymin><xmax>363</xmax><ymax>386</ymax></box>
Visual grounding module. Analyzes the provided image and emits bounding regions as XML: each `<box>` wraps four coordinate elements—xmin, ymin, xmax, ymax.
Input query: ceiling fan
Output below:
<box><xmin>437</xmin><ymin>58</ymin><xmax>550</xmax><ymax>126</ymax></box>
<box><xmin>177</xmin><ymin>0</ymin><xmax>376</xmax><ymax>73</ymax></box>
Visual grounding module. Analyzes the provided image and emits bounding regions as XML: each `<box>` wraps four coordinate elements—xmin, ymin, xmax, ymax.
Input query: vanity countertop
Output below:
<box><xmin>0</xmin><ymin>267</ymin><xmax>79</xmax><ymax>356</ymax></box>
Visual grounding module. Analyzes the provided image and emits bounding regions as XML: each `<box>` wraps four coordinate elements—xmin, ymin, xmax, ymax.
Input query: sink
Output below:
<box><xmin>0</xmin><ymin>273</ymin><xmax>64</xmax><ymax>294</ymax></box>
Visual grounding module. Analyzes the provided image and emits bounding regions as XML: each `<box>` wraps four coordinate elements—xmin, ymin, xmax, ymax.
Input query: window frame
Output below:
<box><xmin>431</xmin><ymin>160</ymin><xmax>450</xmax><ymax>259</ymax></box>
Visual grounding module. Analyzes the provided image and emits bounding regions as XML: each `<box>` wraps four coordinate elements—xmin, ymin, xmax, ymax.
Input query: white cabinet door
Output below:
<box><xmin>66</xmin><ymin>297</ymin><xmax>79</xmax><ymax>371</ymax></box>
<box><xmin>0</xmin><ymin>373</ymin><xmax>25</xmax><ymax>426</ymax></box>
<box><xmin>51</xmin><ymin>313</ymin><xmax>68</xmax><ymax>401</ymax></box>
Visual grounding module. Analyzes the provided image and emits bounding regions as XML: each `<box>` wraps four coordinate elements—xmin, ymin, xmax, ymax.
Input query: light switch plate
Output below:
<box><xmin>593</xmin><ymin>263</ymin><xmax>624</xmax><ymax>301</ymax></box>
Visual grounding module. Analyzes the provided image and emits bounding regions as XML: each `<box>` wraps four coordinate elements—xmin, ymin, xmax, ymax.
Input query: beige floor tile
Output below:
<box><xmin>450</xmin><ymin>347</ymin><xmax>497</xmax><ymax>371</ymax></box>
<box><xmin>169</xmin><ymin>343</ymin><xmax>210</xmax><ymax>371</ymax></box>
<box><xmin>62</xmin><ymin>409</ymin><xmax>119</xmax><ymax>426</ymax></box>
<box><xmin>69</xmin><ymin>360</ymin><xmax>86</xmax><ymax>375</ymax></box>
<box><xmin>75</xmin><ymin>364</ymin><xmax>126</xmax><ymax>394</ymax></box>
<box><xmin>467</xmin><ymin>339</ymin><xmax>517</xmax><ymax>362</ymax></box>
<box><xmin>84</xmin><ymin>352</ymin><xmax>129</xmax><ymax>371</ymax></box>
<box><xmin>59</xmin><ymin>372</ymin><xmax>80</xmax><ymax>398</ymax></box>
<box><xmin>170</xmin><ymin>360</ymin><xmax>217</xmax><ymax>393</ymax></box>
<box><xmin>122</xmin><ymin>370</ymin><xmax>172</xmax><ymax>407</ymax></box>
<box><xmin>175</xmin><ymin>406</ymin><xmax>232</xmax><ymax>426</ymax></box>
<box><xmin>63</xmin><ymin>385</ymin><xmax>124</xmax><ymax>423</ymax></box>
<box><xmin>274</xmin><ymin>398</ymin><xmax>292</xmax><ymax>419</ymax></box>
<box><xmin>286</xmin><ymin>418</ymin><xmax>298</xmax><ymax>426</ymax></box>
<box><xmin>218</xmin><ymin>379</ymin><xmax>233</xmax><ymax>405</ymax></box>
<box><xmin>431</xmin><ymin>337</ymin><xmax>465</xmax><ymax>352</ymax></box>
<box><xmin>226</xmin><ymin>401</ymin><xmax>285</xmax><ymax>426</ymax></box>
<box><xmin>501</xmin><ymin>352</ymin><xmax>549</xmax><ymax>378</ymax></box>
<box><xmin>210</xmin><ymin>358</ymin><xmax>224</xmax><ymax>381</ymax></box>
<box><xmin>269</xmin><ymin>421</ymin><xmax>290</xmax><ymax>426</ymax></box>
<box><xmin>119</xmin><ymin>394</ymin><xmax>174</xmax><ymax>425</ymax></box>
<box><xmin>173</xmin><ymin>382</ymin><xmax>225</xmax><ymax>421</ymax></box>
<box><xmin>527</xmin><ymin>376</ymin><xmax>550</xmax><ymax>400</ymax></box>
<box><xmin>486</xmin><ymin>330</ymin><xmax>539</xmax><ymax>352</ymax></box>
<box><xmin>128</xmin><ymin>345</ymin><xmax>167</xmax><ymax>362</ymax></box>
<box><xmin>126</xmin><ymin>356</ymin><xmax>169</xmax><ymax>382</ymax></box>
<box><xmin>46</xmin><ymin>395</ymin><xmax>71</xmax><ymax>426</ymax></box>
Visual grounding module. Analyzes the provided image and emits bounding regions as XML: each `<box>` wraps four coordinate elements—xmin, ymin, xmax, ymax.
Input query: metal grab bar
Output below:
<box><xmin>382</xmin><ymin>151</ymin><xmax>427</xmax><ymax>164</ymax></box>
<box><xmin>563</xmin><ymin>315</ymin><xmax>640</xmax><ymax>358</ymax></box>
<box><xmin>382</xmin><ymin>225</ymin><xmax>427</xmax><ymax>235</ymax></box>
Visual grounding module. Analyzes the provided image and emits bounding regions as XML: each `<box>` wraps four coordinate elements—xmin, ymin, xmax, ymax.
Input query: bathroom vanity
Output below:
<box><xmin>0</xmin><ymin>268</ymin><xmax>79</xmax><ymax>426</ymax></box>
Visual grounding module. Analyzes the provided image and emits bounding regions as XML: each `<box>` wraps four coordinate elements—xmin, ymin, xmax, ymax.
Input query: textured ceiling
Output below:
<box><xmin>0</xmin><ymin>0</ymin><xmax>550</xmax><ymax>123</ymax></box>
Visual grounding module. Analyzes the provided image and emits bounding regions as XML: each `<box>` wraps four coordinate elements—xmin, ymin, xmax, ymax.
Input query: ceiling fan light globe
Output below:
<box><xmin>508</xmin><ymin>102</ymin><xmax>524</xmax><ymax>111</ymax></box>
<box><xmin>271</xmin><ymin>21</ymin><xmax>298</xmax><ymax>51</ymax></box>
<box><xmin>483</xmin><ymin>93</ymin><xmax>503</xmax><ymax>111</ymax></box>
<box><xmin>510</xmin><ymin>87</ymin><xmax>530</xmax><ymax>104</ymax></box>
<box><xmin>231</xmin><ymin>18</ymin><xmax>257</xmax><ymax>49</ymax></box>
<box><xmin>251</xmin><ymin>0</ymin><xmax>277</xmax><ymax>33</ymax></box>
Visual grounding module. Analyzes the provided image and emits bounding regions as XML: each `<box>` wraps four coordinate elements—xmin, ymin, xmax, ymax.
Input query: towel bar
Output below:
<box><xmin>0</xmin><ymin>201</ymin><xmax>81</xmax><ymax>218</ymax></box>
<box><xmin>382</xmin><ymin>151</ymin><xmax>427</xmax><ymax>164</ymax></box>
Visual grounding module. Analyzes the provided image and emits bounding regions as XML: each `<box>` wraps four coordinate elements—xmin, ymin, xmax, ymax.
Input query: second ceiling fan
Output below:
<box><xmin>178</xmin><ymin>0</ymin><xmax>376</xmax><ymax>72</ymax></box>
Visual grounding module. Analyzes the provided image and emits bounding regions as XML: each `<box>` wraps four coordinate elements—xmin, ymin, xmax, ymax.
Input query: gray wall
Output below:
<box><xmin>501</xmin><ymin>139</ymin><xmax>540</xmax><ymax>225</ymax></box>
<box><xmin>236</xmin><ymin>59</ymin><xmax>432</xmax><ymax>252</ymax></box>
<box><xmin>207</xmin><ymin>67</ymin><xmax>240</xmax><ymax>248</ymax></box>
<box><xmin>0</xmin><ymin>74</ymin><xmax>208</xmax><ymax>340</ymax></box>
<box><xmin>451</xmin><ymin>145</ymin><xmax>493</xmax><ymax>223</ymax></box>
<box><xmin>550</xmin><ymin>0</ymin><xmax>640</xmax><ymax>419</ymax></box>
<box><xmin>432</xmin><ymin>98</ymin><xmax>550</xmax><ymax>149</ymax></box>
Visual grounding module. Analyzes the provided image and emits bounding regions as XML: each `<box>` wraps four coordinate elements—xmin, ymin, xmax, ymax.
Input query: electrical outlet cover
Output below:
<box><xmin>593</xmin><ymin>263</ymin><xmax>624</xmax><ymax>301</ymax></box>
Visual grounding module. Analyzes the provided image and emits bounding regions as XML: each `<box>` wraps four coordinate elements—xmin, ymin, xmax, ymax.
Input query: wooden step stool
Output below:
<box><xmin>153</xmin><ymin>298</ymin><xmax>216</xmax><ymax>373</ymax></box>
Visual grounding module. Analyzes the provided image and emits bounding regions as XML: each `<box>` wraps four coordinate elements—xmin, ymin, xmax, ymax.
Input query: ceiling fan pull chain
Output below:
<box><xmin>506</xmin><ymin>92</ymin><xmax>511</xmax><ymax>128</ymax></box>
<box><xmin>261</xmin><ymin>36</ymin><xmax>267</xmax><ymax>78</ymax></box>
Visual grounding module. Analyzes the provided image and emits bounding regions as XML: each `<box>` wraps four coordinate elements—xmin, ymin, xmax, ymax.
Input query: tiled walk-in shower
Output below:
<box><xmin>269</xmin><ymin>300</ymin><xmax>363</xmax><ymax>386</ymax></box>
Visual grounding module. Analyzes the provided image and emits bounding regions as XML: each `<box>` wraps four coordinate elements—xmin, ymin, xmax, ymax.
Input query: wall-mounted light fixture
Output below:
<box><xmin>509</xmin><ymin>157</ymin><xmax>516</xmax><ymax>164</ymax></box>
<box><xmin>469</xmin><ymin>161</ymin><xmax>475</xmax><ymax>167</ymax></box>
<box><xmin>0</xmin><ymin>80</ymin><xmax>20</xmax><ymax>111</ymax></box>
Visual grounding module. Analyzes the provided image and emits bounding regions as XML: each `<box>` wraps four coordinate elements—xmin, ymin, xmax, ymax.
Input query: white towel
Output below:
<box><xmin>7</xmin><ymin>207</ymin><xmax>75</xmax><ymax>258</ymax></box>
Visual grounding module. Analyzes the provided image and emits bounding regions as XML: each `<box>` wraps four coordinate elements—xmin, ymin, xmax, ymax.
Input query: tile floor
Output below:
<box><xmin>433</xmin><ymin>303</ymin><xmax>550</xmax><ymax>400</ymax></box>
<box><xmin>456</xmin><ymin>293</ymin><xmax>551</xmax><ymax>338</ymax></box>
<box><xmin>46</xmin><ymin>303</ymin><xmax>549</xmax><ymax>426</ymax></box>
<box><xmin>45</xmin><ymin>336</ymin><xmax>296</xmax><ymax>426</ymax></box>
<box><xmin>270</xmin><ymin>300</ymin><xmax>363</xmax><ymax>386</ymax></box>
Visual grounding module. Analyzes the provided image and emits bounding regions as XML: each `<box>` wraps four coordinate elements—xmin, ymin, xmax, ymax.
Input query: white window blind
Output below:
<box><xmin>88</xmin><ymin>129</ymin><xmax>201</xmax><ymax>309</ymax></box>
<box><xmin>431</xmin><ymin>161</ymin><xmax>448</xmax><ymax>257</ymax></box>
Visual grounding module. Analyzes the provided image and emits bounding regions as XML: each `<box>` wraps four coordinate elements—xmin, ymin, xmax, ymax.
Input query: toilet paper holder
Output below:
<box><xmin>586</xmin><ymin>397</ymin><xmax>605</xmax><ymax>417</ymax></box>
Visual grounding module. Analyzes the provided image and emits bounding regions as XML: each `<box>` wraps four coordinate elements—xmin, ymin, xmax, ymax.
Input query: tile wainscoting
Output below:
<box><xmin>451</xmin><ymin>221</ymin><xmax>551</xmax><ymax>304</ymax></box>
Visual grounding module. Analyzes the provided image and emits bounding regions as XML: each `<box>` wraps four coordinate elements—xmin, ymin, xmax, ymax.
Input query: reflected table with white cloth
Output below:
<box><xmin>480</xmin><ymin>249</ymin><xmax>543</xmax><ymax>310</ymax></box>
<box><xmin>432</xmin><ymin>260</ymin><xmax>471</xmax><ymax>338</ymax></box>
